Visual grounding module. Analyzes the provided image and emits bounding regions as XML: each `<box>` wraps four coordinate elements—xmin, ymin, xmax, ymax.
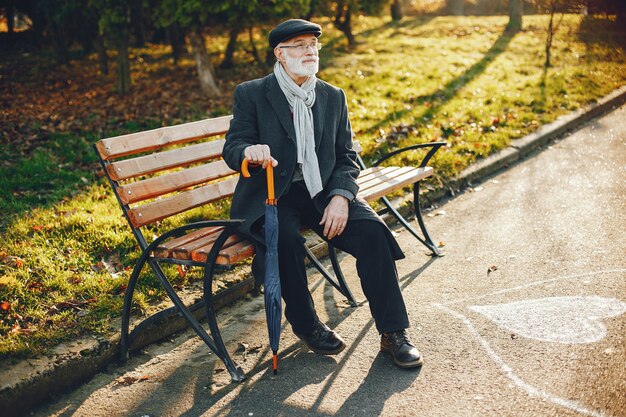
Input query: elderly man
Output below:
<box><xmin>223</xmin><ymin>19</ymin><xmax>422</xmax><ymax>368</ymax></box>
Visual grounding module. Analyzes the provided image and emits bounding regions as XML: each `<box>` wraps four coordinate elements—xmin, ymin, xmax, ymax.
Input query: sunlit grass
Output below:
<box><xmin>1</xmin><ymin>13</ymin><xmax>624</xmax><ymax>358</ymax></box>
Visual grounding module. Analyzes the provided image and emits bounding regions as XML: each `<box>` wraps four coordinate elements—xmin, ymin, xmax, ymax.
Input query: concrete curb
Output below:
<box><xmin>2</xmin><ymin>86</ymin><xmax>625</xmax><ymax>417</ymax></box>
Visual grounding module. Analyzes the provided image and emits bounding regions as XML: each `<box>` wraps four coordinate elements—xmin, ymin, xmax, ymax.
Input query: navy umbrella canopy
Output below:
<box><xmin>242</xmin><ymin>159</ymin><xmax>282</xmax><ymax>374</ymax></box>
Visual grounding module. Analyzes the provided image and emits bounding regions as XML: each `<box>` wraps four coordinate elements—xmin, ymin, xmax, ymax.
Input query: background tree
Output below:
<box><xmin>91</xmin><ymin>0</ymin><xmax>132</xmax><ymax>94</ymax></box>
<box><xmin>390</xmin><ymin>0</ymin><xmax>403</xmax><ymax>20</ymax></box>
<box><xmin>507</xmin><ymin>0</ymin><xmax>523</xmax><ymax>31</ymax></box>
<box><xmin>215</xmin><ymin>0</ymin><xmax>310</xmax><ymax>68</ymax></box>
<box><xmin>446</xmin><ymin>0</ymin><xmax>465</xmax><ymax>15</ymax></box>
<box><xmin>154</xmin><ymin>0</ymin><xmax>228</xmax><ymax>96</ymax></box>
<box><xmin>315</xmin><ymin>0</ymin><xmax>391</xmax><ymax>48</ymax></box>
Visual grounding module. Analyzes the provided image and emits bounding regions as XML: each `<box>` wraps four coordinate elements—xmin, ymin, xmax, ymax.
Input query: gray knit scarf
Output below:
<box><xmin>273</xmin><ymin>61</ymin><xmax>323</xmax><ymax>198</ymax></box>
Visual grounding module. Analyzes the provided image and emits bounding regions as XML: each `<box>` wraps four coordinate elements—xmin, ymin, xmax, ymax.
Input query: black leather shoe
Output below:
<box><xmin>295</xmin><ymin>321</ymin><xmax>346</xmax><ymax>355</ymax></box>
<box><xmin>381</xmin><ymin>330</ymin><xmax>423</xmax><ymax>368</ymax></box>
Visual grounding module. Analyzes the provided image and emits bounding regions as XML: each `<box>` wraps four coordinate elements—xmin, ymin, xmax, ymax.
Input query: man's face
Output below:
<box><xmin>276</xmin><ymin>34</ymin><xmax>320</xmax><ymax>77</ymax></box>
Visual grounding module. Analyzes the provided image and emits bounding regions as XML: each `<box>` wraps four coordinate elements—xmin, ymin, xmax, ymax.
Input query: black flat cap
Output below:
<box><xmin>269</xmin><ymin>19</ymin><xmax>322</xmax><ymax>48</ymax></box>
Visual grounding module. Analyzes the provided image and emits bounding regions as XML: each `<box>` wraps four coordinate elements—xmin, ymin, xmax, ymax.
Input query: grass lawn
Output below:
<box><xmin>1</xmin><ymin>13</ymin><xmax>624</xmax><ymax>359</ymax></box>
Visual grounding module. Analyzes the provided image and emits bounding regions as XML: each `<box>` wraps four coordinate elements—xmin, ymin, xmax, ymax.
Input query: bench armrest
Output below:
<box><xmin>370</xmin><ymin>142</ymin><xmax>447</xmax><ymax>168</ymax></box>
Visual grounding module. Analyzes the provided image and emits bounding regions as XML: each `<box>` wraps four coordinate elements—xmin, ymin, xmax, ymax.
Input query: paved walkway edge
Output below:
<box><xmin>2</xmin><ymin>85</ymin><xmax>626</xmax><ymax>417</ymax></box>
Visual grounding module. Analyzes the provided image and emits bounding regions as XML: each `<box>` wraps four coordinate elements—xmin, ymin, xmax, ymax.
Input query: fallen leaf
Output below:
<box><xmin>1</xmin><ymin>301</ymin><xmax>10</xmax><ymax>311</ymax></box>
<box><xmin>114</xmin><ymin>375</ymin><xmax>152</xmax><ymax>386</ymax></box>
<box><xmin>247</xmin><ymin>344</ymin><xmax>263</xmax><ymax>353</ymax></box>
<box><xmin>487</xmin><ymin>265</ymin><xmax>498</xmax><ymax>274</ymax></box>
<box><xmin>1</xmin><ymin>255</ymin><xmax>25</xmax><ymax>268</ymax></box>
<box><xmin>32</xmin><ymin>225</ymin><xmax>45</xmax><ymax>232</ymax></box>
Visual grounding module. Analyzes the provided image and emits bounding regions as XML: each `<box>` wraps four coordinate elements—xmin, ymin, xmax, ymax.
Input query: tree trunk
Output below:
<box><xmin>95</xmin><ymin>33</ymin><xmax>109</xmax><ymax>75</ymax></box>
<box><xmin>188</xmin><ymin>28</ymin><xmax>220</xmax><ymax>97</ymax></box>
<box><xmin>51</xmin><ymin>22</ymin><xmax>70</xmax><ymax>65</ymax></box>
<box><xmin>544</xmin><ymin>1</ymin><xmax>556</xmax><ymax>68</ymax></box>
<box><xmin>306</xmin><ymin>0</ymin><xmax>320</xmax><ymax>20</ymax></box>
<box><xmin>130</xmin><ymin>0</ymin><xmax>146</xmax><ymax>47</ymax></box>
<box><xmin>220</xmin><ymin>26</ymin><xmax>240</xmax><ymax>69</ymax></box>
<box><xmin>116</xmin><ymin>36</ymin><xmax>131</xmax><ymax>94</ymax></box>
<box><xmin>7</xmin><ymin>5</ymin><xmax>15</xmax><ymax>33</ymax></box>
<box><xmin>248</xmin><ymin>27</ymin><xmax>263</xmax><ymax>66</ymax></box>
<box><xmin>334</xmin><ymin>2</ymin><xmax>356</xmax><ymax>47</ymax></box>
<box><xmin>446</xmin><ymin>0</ymin><xmax>465</xmax><ymax>16</ymax></box>
<box><xmin>168</xmin><ymin>24</ymin><xmax>184</xmax><ymax>66</ymax></box>
<box><xmin>617</xmin><ymin>1</ymin><xmax>626</xmax><ymax>25</ymax></box>
<box><xmin>391</xmin><ymin>0</ymin><xmax>404</xmax><ymax>21</ymax></box>
<box><xmin>506</xmin><ymin>0</ymin><xmax>523</xmax><ymax>32</ymax></box>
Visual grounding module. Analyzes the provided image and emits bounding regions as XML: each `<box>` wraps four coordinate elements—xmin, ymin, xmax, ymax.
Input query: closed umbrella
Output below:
<box><xmin>241</xmin><ymin>159</ymin><xmax>282</xmax><ymax>374</ymax></box>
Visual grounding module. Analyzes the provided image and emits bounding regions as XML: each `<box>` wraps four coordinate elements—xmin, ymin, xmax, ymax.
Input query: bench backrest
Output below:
<box><xmin>95</xmin><ymin>116</ymin><xmax>368</xmax><ymax>235</ymax></box>
<box><xmin>95</xmin><ymin>116</ymin><xmax>237</xmax><ymax>232</ymax></box>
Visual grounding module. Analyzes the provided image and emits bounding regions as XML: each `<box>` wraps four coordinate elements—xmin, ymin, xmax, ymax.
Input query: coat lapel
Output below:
<box><xmin>312</xmin><ymin>81</ymin><xmax>327</xmax><ymax>150</ymax></box>
<box><xmin>266</xmin><ymin>75</ymin><xmax>297</xmax><ymax>143</ymax></box>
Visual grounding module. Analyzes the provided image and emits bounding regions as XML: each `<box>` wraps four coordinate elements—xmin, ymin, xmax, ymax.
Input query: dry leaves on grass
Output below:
<box><xmin>91</xmin><ymin>253</ymin><xmax>125</xmax><ymax>278</ymax></box>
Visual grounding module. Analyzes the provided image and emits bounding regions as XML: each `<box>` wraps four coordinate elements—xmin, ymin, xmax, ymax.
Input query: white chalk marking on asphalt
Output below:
<box><xmin>444</xmin><ymin>268</ymin><xmax>626</xmax><ymax>306</ymax></box>
<box><xmin>468</xmin><ymin>296</ymin><xmax>626</xmax><ymax>344</ymax></box>
<box><xmin>433</xmin><ymin>303</ymin><xmax>612</xmax><ymax>417</ymax></box>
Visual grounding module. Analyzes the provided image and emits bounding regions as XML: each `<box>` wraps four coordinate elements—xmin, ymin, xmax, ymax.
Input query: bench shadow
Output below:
<box><xmin>120</xmin><ymin>255</ymin><xmax>433</xmax><ymax>416</ymax></box>
<box><xmin>32</xmin><ymin>246</ymin><xmax>435</xmax><ymax>417</ymax></box>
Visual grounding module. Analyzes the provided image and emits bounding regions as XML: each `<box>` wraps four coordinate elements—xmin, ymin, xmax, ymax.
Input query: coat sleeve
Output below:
<box><xmin>325</xmin><ymin>88</ymin><xmax>360</xmax><ymax>198</ymax></box>
<box><xmin>223</xmin><ymin>84</ymin><xmax>259</xmax><ymax>173</ymax></box>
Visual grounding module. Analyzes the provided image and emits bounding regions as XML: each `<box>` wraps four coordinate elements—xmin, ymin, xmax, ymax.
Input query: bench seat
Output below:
<box><xmin>151</xmin><ymin>164</ymin><xmax>435</xmax><ymax>267</ymax></box>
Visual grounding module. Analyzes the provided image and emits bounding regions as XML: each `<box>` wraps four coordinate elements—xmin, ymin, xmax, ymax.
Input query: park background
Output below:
<box><xmin>0</xmin><ymin>0</ymin><xmax>625</xmax><ymax>363</ymax></box>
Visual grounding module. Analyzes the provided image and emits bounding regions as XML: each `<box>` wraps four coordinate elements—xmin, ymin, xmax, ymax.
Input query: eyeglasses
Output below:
<box><xmin>278</xmin><ymin>42</ymin><xmax>323</xmax><ymax>53</ymax></box>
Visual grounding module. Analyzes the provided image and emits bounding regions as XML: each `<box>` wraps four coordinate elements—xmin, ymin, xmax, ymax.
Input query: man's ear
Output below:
<box><xmin>274</xmin><ymin>47</ymin><xmax>284</xmax><ymax>62</ymax></box>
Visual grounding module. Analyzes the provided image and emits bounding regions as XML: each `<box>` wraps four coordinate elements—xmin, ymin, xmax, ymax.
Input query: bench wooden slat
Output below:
<box><xmin>171</xmin><ymin>230</ymin><xmax>241</xmax><ymax>260</ymax></box>
<box><xmin>215</xmin><ymin>241</ymin><xmax>257</xmax><ymax>265</ymax></box>
<box><xmin>107</xmin><ymin>139</ymin><xmax>226</xmax><ymax>181</ymax></box>
<box><xmin>153</xmin><ymin>226</ymin><xmax>224</xmax><ymax>258</ymax></box>
<box><xmin>95</xmin><ymin>116</ymin><xmax>232</xmax><ymax>160</ymax></box>
<box><xmin>185</xmin><ymin>235</ymin><xmax>256</xmax><ymax>265</ymax></box>
<box><xmin>128</xmin><ymin>176</ymin><xmax>239</xmax><ymax>228</ymax></box>
<box><xmin>358</xmin><ymin>167</ymin><xmax>433</xmax><ymax>201</ymax></box>
<box><xmin>357</xmin><ymin>166</ymin><xmax>408</xmax><ymax>189</ymax></box>
<box><xmin>356</xmin><ymin>165</ymin><xmax>400</xmax><ymax>182</ymax></box>
<box><xmin>118</xmin><ymin>160</ymin><xmax>236</xmax><ymax>204</ymax></box>
<box><xmin>188</xmin><ymin>235</ymin><xmax>246</xmax><ymax>263</ymax></box>
<box><xmin>169</xmin><ymin>234</ymin><xmax>242</xmax><ymax>261</ymax></box>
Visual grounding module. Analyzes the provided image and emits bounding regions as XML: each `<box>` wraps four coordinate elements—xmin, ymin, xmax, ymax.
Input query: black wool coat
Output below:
<box><xmin>223</xmin><ymin>73</ymin><xmax>404</xmax><ymax>261</ymax></box>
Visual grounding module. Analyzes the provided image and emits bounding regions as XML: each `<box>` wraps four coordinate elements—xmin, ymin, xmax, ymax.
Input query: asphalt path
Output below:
<box><xmin>32</xmin><ymin>105</ymin><xmax>626</xmax><ymax>417</ymax></box>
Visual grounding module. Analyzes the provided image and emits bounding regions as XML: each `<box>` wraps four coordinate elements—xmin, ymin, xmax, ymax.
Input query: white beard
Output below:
<box><xmin>284</xmin><ymin>53</ymin><xmax>319</xmax><ymax>77</ymax></box>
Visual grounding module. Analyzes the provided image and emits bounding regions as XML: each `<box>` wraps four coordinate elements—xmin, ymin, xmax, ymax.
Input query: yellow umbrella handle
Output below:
<box><xmin>241</xmin><ymin>159</ymin><xmax>275</xmax><ymax>203</ymax></box>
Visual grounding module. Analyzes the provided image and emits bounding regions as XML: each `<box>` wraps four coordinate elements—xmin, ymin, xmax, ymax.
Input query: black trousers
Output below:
<box><xmin>268</xmin><ymin>181</ymin><xmax>410</xmax><ymax>335</ymax></box>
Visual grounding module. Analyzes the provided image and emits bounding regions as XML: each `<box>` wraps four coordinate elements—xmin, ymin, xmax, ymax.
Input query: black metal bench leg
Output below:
<box><xmin>379</xmin><ymin>182</ymin><xmax>442</xmax><ymax>256</ymax></box>
<box><xmin>413</xmin><ymin>181</ymin><xmax>442</xmax><ymax>256</ymax></box>
<box><xmin>147</xmin><ymin>258</ymin><xmax>245</xmax><ymax>382</ymax></box>
<box><xmin>305</xmin><ymin>245</ymin><xmax>357</xmax><ymax>306</ymax></box>
<box><xmin>327</xmin><ymin>244</ymin><xmax>358</xmax><ymax>307</ymax></box>
<box><xmin>120</xmin><ymin>254</ymin><xmax>144</xmax><ymax>363</ymax></box>
<box><xmin>202</xmin><ymin>229</ymin><xmax>245</xmax><ymax>382</ymax></box>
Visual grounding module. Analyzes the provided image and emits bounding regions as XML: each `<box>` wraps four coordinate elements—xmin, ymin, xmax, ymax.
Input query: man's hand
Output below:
<box><xmin>320</xmin><ymin>195</ymin><xmax>349</xmax><ymax>239</ymax></box>
<box><xmin>244</xmin><ymin>144</ymin><xmax>278</xmax><ymax>169</ymax></box>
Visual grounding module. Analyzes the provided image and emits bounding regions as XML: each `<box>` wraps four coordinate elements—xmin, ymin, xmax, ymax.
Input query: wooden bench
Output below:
<box><xmin>94</xmin><ymin>115</ymin><xmax>444</xmax><ymax>382</ymax></box>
